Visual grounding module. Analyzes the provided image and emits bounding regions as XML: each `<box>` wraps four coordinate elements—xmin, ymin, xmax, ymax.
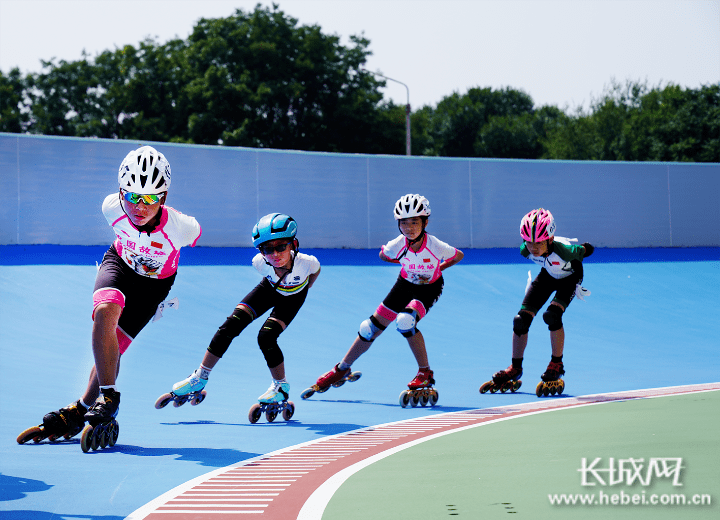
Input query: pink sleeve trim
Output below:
<box><xmin>191</xmin><ymin>224</ymin><xmax>202</xmax><ymax>247</ymax></box>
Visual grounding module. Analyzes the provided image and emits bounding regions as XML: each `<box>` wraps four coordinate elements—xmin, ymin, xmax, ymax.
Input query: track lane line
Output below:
<box><xmin>126</xmin><ymin>383</ymin><xmax>719</xmax><ymax>520</ymax></box>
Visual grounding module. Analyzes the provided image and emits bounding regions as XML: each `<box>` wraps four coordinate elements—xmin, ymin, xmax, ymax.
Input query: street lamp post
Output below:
<box><xmin>361</xmin><ymin>68</ymin><xmax>411</xmax><ymax>156</ymax></box>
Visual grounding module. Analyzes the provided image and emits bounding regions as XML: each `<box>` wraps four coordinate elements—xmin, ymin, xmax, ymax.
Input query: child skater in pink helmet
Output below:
<box><xmin>480</xmin><ymin>208</ymin><xmax>593</xmax><ymax>398</ymax></box>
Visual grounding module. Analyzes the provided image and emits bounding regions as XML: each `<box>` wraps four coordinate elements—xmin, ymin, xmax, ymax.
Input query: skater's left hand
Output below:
<box><xmin>575</xmin><ymin>283</ymin><xmax>591</xmax><ymax>301</ymax></box>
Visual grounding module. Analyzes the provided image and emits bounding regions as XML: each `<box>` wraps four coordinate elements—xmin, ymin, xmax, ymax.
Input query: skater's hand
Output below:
<box><xmin>575</xmin><ymin>283</ymin><xmax>591</xmax><ymax>301</ymax></box>
<box><xmin>581</xmin><ymin>242</ymin><xmax>594</xmax><ymax>257</ymax></box>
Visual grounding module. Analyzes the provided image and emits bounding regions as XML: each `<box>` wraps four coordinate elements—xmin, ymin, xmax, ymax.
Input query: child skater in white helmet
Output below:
<box><xmin>18</xmin><ymin>146</ymin><xmax>201</xmax><ymax>451</ymax></box>
<box><xmin>302</xmin><ymin>194</ymin><xmax>463</xmax><ymax>407</ymax></box>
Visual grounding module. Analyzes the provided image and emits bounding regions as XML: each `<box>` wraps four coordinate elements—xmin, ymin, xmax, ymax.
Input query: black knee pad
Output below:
<box><xmin>543</xmin><ymin>305</ymin><xmax>564</xmax><ymax>331</ymax></box>
<box><xmin>257</xmin><ymin>319</ymin><xmax>285</xmax><ymax>368</ymax></box>
<box><xmin>512</xmin><ymin>310</ymin><xmax>533</xmax><ymax>336</ymax></box>
<box><xmin>207</xmin><ymin>308</ymin><xmax>253</xmax><ymax>358</ymax></box>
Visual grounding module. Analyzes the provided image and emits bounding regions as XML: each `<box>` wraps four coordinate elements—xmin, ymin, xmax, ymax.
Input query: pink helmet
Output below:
<box><xmin>520</xmin><ymin>208</ymin><xmax>556</xmax><ymax>242</ymax></box>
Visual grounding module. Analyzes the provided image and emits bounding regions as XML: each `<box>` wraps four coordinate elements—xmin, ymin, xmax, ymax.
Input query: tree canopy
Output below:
<box><xmin>0</xmin><ymin>4</ymin><xmax>717</xmax><ymax>162</ymax></box>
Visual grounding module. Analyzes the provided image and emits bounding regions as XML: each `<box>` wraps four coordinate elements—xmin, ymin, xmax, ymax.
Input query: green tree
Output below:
<box><xmin>412</xmin><ymin>87</ymin><xmax>558</xmax><ymax>158</ymax></box>
<box><xmin>15</xmin><ymin>4</ymin><xmax>399</xmax><ymax>153</ymax></box>
<box><xmin>27</xmin><ymin>57</ymin><xmax>109</xmax><ymax>136</ymax></box>
<box><xmin>179</xmin><ymin>5</ymin><xmax>392</xmax><ymax>152</ymax></box>
<box><xmin>543</xmin><ymin>81</ymin><xmax>720</xmax><ymax>162</ymax></box>
<box><xmin>475</xmin><ymin>106</ymin><xmax>563</xmax><ymax>159</ymax></box>
<box><xmin>0</xmin><ymin>68</ymin><xmax>30</xmax><ymax>132</ymax></box>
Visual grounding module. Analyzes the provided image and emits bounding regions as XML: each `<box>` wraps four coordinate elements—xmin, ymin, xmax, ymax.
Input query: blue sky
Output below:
<box><xmin>1</xmin><ymin>0</ymin><xmax>718</xmax><ymax>110</ymax></box>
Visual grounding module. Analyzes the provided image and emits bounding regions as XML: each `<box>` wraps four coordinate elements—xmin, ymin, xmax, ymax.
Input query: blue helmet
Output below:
<box><xmin>252</xmin><ymin>213</ymin><xmax>298</xmax><ymax>247</ymax></box>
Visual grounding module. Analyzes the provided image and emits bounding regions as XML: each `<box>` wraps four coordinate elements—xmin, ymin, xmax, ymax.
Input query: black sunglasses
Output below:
<box><xmin>259</xmin><ymin>242</ymin><xmax>290</xmax><ymax>255</ymax></box>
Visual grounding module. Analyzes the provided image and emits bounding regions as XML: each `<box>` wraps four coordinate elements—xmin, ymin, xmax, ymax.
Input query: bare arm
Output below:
<box><xmin>307</xmin><ymin>267</ymin><xmax>321</xmax><ymax>289</ymax></box>
<box><xmin>379</xmin><ymin>250</ymin><xmax>400</xmax><ymax>263</ymax></box>
<box><xmin>440</xmin><ymin>249</ymin><xmax>464</xmax><ymax>271</ymax></box>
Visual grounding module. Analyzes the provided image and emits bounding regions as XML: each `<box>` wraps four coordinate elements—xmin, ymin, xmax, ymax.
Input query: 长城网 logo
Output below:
<box><xmin>578</xmin><ymin>457</ymin><xmax>683</xmax><ymax>487</ymax></box>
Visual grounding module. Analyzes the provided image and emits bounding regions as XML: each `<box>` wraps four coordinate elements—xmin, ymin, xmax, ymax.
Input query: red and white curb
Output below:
<box><xmin>126</xmin><ymin>383</ymin><xmax>719</xmax><ymax>520</ymax></box>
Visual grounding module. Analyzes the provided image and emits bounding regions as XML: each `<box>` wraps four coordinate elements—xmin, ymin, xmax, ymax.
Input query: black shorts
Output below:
<box><xmin>93</xmin><ymin>246</ymin><xmax>175</xmax><ymax>342</ymax></box>
<box><xmin>239</xmin><ymin>278</ymin><xmax>308</xmax><ymax>326</ymax></box>
<box><xmin>521</xmin><ymin>269</ymin><xmax>581</xmax><ymax>314</ymax></box>
<box><xmin>381</xmin><ymin>275</ymin><xmax>444</xmax><ymax>317</ymax></box>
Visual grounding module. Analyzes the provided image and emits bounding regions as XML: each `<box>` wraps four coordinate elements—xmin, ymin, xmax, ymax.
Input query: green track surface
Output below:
<box><xmin>323</xmin><ymin>391</ymin><xmax>719</xmax><ymax>519</ymax></box>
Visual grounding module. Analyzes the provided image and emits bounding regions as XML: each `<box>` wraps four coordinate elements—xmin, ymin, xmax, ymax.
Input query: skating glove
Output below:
<box><xmin>153</xmin><ymin>297</ymin><xmax>180</xmax><ymax>322</ymax></box>
<box><xmin>525</xmin><ymin>270</ymin><xmax>532</xmax><ymax>295</ymax></box>
<box><xmin>582</xmin><ymin>242</ymin><xmax>594</xmax><ymax>257</ymax></box>
<box><xmin>575</xmin><ymin>283</ymin><xmax>591</xmax><ymax>301</ymax></box>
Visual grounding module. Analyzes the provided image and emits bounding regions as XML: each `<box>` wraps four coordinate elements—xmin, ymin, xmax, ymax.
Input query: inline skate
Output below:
<box><xmin>479</xmin><ymin>365</ymin><xmax>523</xmax><ymax>394</ymax></box>
<box><xmin>399</xmin><ymin>367</ymin><xmax>439</xmax><ymax>408</ymax></box>
<box><xmin>248</xmin><ymin>381</ymin><xmax>295</xmax><ymax>423</ymax></box>
<box><xmin>155</xmin><ymin>371</ymin><xmax>208</xmax><ymax>409</ymax></box>
<box><xmin>535</xmin><ymin>361</ymin><xmax>565</xmax><ymax>397</ymax></box>
<box><xmin>17</xmin><ymin>400</ymin><xmax>87</xmax><ymax>444</ymax></box>
<box><xmin>301</xmin><ymin>364</ymin><xmax>362</xmax><ymax>399</ymax></box>
<box><xmin>80</xmin><ymin>389</ymin><xmax>120</xmax><ymax>453</ymax></box>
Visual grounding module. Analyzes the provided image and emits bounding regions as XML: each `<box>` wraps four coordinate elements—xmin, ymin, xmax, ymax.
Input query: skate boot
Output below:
<box><xmin>400</xmin><ymin>368</ymin><xmax>439</xmax><ymax>408</ymax></box>
<box><xmin>155</xmin><ymin>370</ymin><xmax>208</xmax><ymax>409</ymax></box>
<box><xmin>300</xmin><ymin>363</ymin><xmax>362</xmax><ymax>400</ymax></box>
<box><xmin>80</xmin><ymin>389</ymin><xmax>120</xmax><ymax>453</ymax></box>
<box><xmin>536</xmin><ymin>361</ymin><xmax>565</xmax><ymax>397</ymax></box>
<box><xmin>17</xmin><ymin>400</ymin><xmax>87</xmax><ymax>444</ymax></box>
<box><xmin>479</xmin><ymin>365</ymin><xmax>523</xmax><ymax>394</ymax></box>
<box><xmin>248</xmin><ymin>381</ymin><xmax>295</xmax><ymax>424</ymax></box>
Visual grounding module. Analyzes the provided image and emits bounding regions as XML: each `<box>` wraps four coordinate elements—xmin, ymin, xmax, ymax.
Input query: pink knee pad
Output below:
<box><xmin>92</xmin><ymin>288</ymin><xmax>125</xmax><ymax>320</ymax></box>
<box><xmin>406</xmin><ymin>300</ymin><xmax>427</xmax><ymax>320</ymax></box>
<box><xmin>92</xmin><ymin>288</ymin><xmax>132</xmax><ymax>354</ymax></box>
<box><xmin>375</xmin><ymin>303</ymin><xmax>398</xmax><ymax>321</ymax></box>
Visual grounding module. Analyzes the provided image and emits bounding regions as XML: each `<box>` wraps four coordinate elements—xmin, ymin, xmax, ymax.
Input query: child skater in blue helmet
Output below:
<box><xmin>162</xmin><ymin>213</ymin><xmax>320</xmax><ymax>422</ymax></box>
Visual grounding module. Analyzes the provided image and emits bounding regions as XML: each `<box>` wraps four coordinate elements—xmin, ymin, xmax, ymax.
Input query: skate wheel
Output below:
<box><xmin>17</xmin><ymin>426</ymin><xmax>43</xmax><ymax>445</ymax></box>
<box><xmin>558</xmin><ymin>380</ymin><xmax>565</xmax><ymax>395</ymax></box>
<box><xmin>172</xmin><ymin>397</ymin><xmax>185</xmax><ymax>408</ymax></box>
<box><xmin>91</xmin><ymin>428</ymin><xmax>101</xmax><ymax>451</ymax></box>
<box><xmin>348</xmin><ymin>372</ymin><xmax>362</xmax><ymax>383</ymax></box>
<box><xmin>535</xmin><ymin>382</ymin><xmax>544</xmax><ymax>398</ymax></box>
<box><xmin>191</xmin><ymin>390</ymin><xmax>207</xmax><ymax>406</ymax></box>
<box><xmin>543</xmin><ymin>385</ymin><xmax>550</xmax><ymax>397</ymax></box>
<box><xmin>410</xmin><ymin>393</ymin><xmax>420</xmax><ymax>407</ymax></box>
<box><xmin>399</xmin><ymin>390</ymin><xmax>411</xmax><ymax>408</ymax></box>
<box><xmin>282</xmin><ymin>401</ymin><xmax>295</xmax><ymax>421</ymax></box>
<box><xmin>266</xmin><ymin>409</ymin><xmax>278</xmax><ymax>423</ymax></box>
<box><xmin>108</xmin><ymin>421</ymin><xmax>119</xmax><ymax>447</ymax></box>
<box><xmin>316</xmin><ymin>385</ymin><xmax>329</xmax><ymax>393</ymax></box>
<box><xmin>429</xmin><ymin>389</ymin><xmax>439</xmax><ymax>406</ymax></box>
<box><xmin>420</xmin><ymin>393</ymin><xmax>429</xmax><ymax>407</ymax></box>
<box><xmin>479</xmin><ymin>381</ymin><xmax>493</xmax><ymax>394</ymax></box>
<box><xmin>300</xmin><ymin>387</ymin><xmax>315</xmax><ymax>400</ymax></box>
<box><xmin>80</xmin><ymin>425</ymin><xmax>94</xmax><ymax>453</ymax></box>
<box><xmin>155</xmin><ymin>393</ymin><xmax>173</xmax><ymax>409</ymax></box>
<box><xmin>248</xmin><ymin>404</ymin><xmax>262</xmax><ymax>424</ymax></box>
<box><xmin>500</xmin><ymin>384</ymin><xmax>508</xmax><ymax>393</ymax></box>
<box><xmin>331</xmin><ymin>379</ymin><xmax>346</xmax><ymax>388</ymax></box>
<box><xmin>99</xmin><ymin>428</ymin><xmax>108</xmax><ymax>449</ymax></box>
<box><xmin>512</xmin><ymin>380</ymin><xmax>522</xmax><ymax>393</ymax></box>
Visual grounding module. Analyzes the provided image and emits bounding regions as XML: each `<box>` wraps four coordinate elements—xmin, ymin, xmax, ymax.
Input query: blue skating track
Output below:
<box><xmin>1</xmin><ymin>246</ymin><xmax>718</xmax><ymax>519</ymax></box>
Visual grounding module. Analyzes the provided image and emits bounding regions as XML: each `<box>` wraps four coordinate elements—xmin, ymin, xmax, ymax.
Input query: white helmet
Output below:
<box><xmin>394</xmin><ymin>194</ymin><xmax>431</xmax><ymax>220</ymax></box>
<box><xmin>118</xmin><ymin>146</ymin><xmax>171</xmax><ymax>194</ymax></box>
